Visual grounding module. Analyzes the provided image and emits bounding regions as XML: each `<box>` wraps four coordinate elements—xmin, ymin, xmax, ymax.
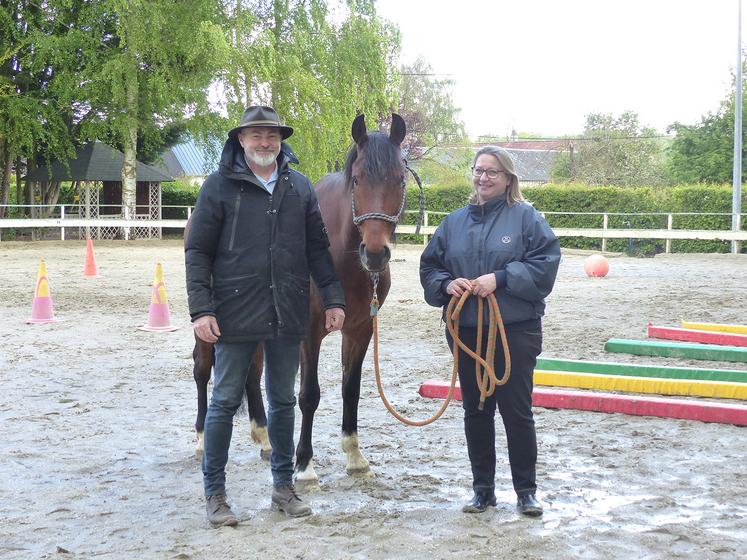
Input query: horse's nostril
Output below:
<box><xmin>359</xmin><ymin>243</ymin><xmax>390</xmax><ymax>273</ymax></box>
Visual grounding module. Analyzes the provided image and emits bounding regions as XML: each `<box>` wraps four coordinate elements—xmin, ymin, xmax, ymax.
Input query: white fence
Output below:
<box><xmin>1</xmin><ymin>205</ymin><xmax>745</xmax><ymax>253</ymax></box>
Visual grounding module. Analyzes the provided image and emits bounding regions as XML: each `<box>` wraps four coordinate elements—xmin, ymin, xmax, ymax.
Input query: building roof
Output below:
<box><xmin>487</xmin><ymin>139</ymin><xmax>570</xmax><ymax>151</ymax></box>
<box><xmin>505</xmin><ymin>148</ymin><xmax>562</xmax><ymax>182</ymax></box>
<box><xmin>24</xmin><ymin>141</ymin><xmax>173</xmax><ymax>182</ymax></box>
<box><xmin>414</xmin><ymin>144</ymin><xmax>563</xmax><ymax>184</ymax></box>
<box><xmin>156</xmin><ymin>138</ymin><xmax>222</xmax><ymax>179</ymax></box>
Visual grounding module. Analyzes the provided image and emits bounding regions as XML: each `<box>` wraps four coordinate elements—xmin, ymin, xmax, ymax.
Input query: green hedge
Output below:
<box><xmin>162</xmin><ymin>181</ymin><xmax>201</xmax><ymax>219</ymax></box>
<box><xmin>400</xmin><ymin>182</ymin><xmax>746</xmax><ymax>254</ymax></box>
<box><xmin>157</xmin><ymin>180</ymin><xmax>745</xmax><ymax>254</ymax></box>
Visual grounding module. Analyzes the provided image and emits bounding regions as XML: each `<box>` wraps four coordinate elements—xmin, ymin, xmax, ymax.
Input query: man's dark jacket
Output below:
<box><xmin>185</xmin><ymin>139</ymin><xmax>345</xmax><ymax>342</ymax></box>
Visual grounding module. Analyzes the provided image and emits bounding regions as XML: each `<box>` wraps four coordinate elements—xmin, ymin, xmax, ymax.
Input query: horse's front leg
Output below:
<box><xmin>192</xmin><ymin>336</ymin><xmax>213</xmax><ymax>457</ymax></box>
<box><xmin>295</xmin><ymin>331</ymin><xmax>325</xmax><ymax>489</ymax></box>
<box><xmin>245</xmin><ymin>343</ymin><xmax>271</xmax><ymax>460</ymax></box>
<box><xmin>341</xmin><ymin>328</ymin><xmax>374</xmax><ymax>476</ymax></box>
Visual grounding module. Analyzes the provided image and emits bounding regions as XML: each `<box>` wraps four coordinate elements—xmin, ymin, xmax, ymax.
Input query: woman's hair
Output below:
<box><xmin>470</xmin><ymin>146</ymin><xmax>525</xmax><ymax>205</ymax></box>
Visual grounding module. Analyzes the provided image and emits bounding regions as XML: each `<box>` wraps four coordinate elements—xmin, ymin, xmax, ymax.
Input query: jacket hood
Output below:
<box><xmin>218</xmin><ymin>138</ymin><xmax>300</xmax><ymax>183</ymax></box>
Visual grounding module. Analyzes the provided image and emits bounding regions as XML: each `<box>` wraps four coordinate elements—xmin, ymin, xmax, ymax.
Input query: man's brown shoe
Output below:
<box><xmin>206</xmin><ymin>495</ymin><xmax>238</xmax><ymax>527</ymax></box>
<box><xmin>272</xmin><ymin>484</ymin><xmax>312</xmax><ymax>517</ymax></box>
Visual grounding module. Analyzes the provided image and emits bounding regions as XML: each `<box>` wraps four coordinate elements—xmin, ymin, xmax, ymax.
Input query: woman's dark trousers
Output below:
<box><xmin>447</xmin><ymin>323</ymin><xmax>542</xmax><ymax>497</ymax></box>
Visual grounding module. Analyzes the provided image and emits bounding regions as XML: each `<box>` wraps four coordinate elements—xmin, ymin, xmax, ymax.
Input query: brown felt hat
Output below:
<box><xmin>227</xmin><ymin>105</ymin><xmax>294</xmax><ymax>140</ymax></box>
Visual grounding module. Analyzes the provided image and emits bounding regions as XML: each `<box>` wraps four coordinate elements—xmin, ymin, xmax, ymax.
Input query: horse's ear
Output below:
<box><xmin>352</xmin><ymin>114</ymin><xmax>368</xmax><ymax>145</ymax></box>
<box><xmin>389</xmin><ymin>113</ymin><xmax>406</xmax><ymax>146</ymax></box>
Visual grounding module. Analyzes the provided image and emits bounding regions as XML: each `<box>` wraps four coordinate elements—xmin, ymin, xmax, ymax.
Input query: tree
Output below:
<box><xmin>72</xmin><ymin>0</ymin><xmax>226</xmax><ymax>225</ymax></box>
<box><xmin>389</xmin><ymin>57</ymin><xmax>466</xmax><ymax>160</ymax></box>
<box><xmin>1</xmin><ymin>1</ymin><xmax>226</xmax><ymax>223</ymax></box>
<box><xmin>667</xmin><ymin>61</ymin><xmax>747</xmax><ymax>184</ymax></box>
<box><xmin>0</xmin><ymin>0</ymin><xmax>79</xmax><ymax>218</ymax></box>
<box><xmin>213</xmin><ymin>0</ymin><xmax>400</xmax><ymax>179</ymax></box>
<box><xmin>551</xmin><ymin>111</ymin><xmax>668</xmax><ymax>186</ymax></box>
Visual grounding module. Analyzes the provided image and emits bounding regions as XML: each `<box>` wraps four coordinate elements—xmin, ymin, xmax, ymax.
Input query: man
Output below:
<box><xmin>185</xmin><ymin>105</ymin><xmax>346</xmax><ymax>527</ymax></box>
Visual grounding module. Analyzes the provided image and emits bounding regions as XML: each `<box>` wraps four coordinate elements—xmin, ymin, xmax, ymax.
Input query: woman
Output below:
<box><xmin>420</xmin><ymin>146</ymin><xmax>560</xmax><ymax>517</ymax></box>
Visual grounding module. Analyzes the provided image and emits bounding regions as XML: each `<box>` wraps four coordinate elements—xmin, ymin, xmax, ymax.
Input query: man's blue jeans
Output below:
<box><xmin>202</xmin><ymin>338</ymin><xmax>300</xmax><ymax>497</ymax></box>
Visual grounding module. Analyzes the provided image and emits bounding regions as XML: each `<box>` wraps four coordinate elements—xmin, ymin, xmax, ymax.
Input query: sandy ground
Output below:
<box><xmin>0</xmin><ymin>240</ymin><xmax>746</xmax><ymax>560</ymax></box>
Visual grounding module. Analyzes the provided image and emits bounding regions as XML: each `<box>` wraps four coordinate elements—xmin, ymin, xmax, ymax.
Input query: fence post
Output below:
<box><xmin>422</xmin><ymin>211</ymin><xmax>429</xmax><ymax>246</ymax></box>
<box><xmin>602</xmin><ymin>214</ymin><xmax>608</xmax><ymax>252</ymax></box>
<box><xmin>666</xmin><ymin>213</ymin><xmax>673</xmax><ymax>253</ymax></box>
<box><xmin>60</xmin><ymin>205</ymin><xmax>65</xmax><ymax>241</ymax></box>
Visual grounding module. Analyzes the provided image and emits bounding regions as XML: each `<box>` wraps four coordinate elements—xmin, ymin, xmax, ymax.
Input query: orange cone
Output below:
<box><xmin>83</xmin><ymin>237</ymin><xmax>101</xmax><ymax>278</ymax></box>
<box><xmin>138</xmin><ymin>262</ymin><xmax>179</xmax><ymax>332</ymax></box>
<box><xmin>26</xmin><ymin>260</ymin><xmax>61</xmax><ymax>324</ymax></box>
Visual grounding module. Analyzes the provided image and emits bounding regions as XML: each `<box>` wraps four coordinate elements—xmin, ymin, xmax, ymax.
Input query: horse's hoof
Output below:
<box><xmin>294</xmin><ymin>477</ymin><xmax>321</xmax><ymax>493</ymax></box>
<box><xmin>260</xmin><ymin>448</ymin><xmax>271</xmax><ymax>461</ymax></box>
<box><xmin>295</xmin><ymin>462</ymin><xmax>319</xmax><ymax>491</ymax></box>
<box><xmin>346</xmin><ymin>466</ymin><xmax>374</xmax><ymax>478</ymax></box>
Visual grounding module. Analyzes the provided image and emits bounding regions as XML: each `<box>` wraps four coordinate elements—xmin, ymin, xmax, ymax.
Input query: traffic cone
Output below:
<box><xmin>83</xmin><ymin>237</ymin><xmax>101</xmax><ymax>278</ymax></box>
<box><xmin>138</xmin><ymin>262</ymin><xmax>179</xmax><ymax>332</ymax></box>
<box><xmin>26</xmin><ymin>259</ymin><xmax>61</xmax><ymax>324</ymax></box>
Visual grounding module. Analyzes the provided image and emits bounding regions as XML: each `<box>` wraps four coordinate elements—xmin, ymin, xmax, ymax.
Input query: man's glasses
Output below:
<box><xmin>471</xmin><ymin>167</ymin><xmax>505</xmax><ymax>179</ymax></box>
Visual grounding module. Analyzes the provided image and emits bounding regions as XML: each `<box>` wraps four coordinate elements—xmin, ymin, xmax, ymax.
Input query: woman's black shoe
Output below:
<box><xmin>516</xmin><ymin>493</ymin><xmax>543</xmax><ymax>517</ymax></box>
<box><xmin>462</xmin><ymin>491</ymin><xmax>497</xmax><ymax>513</ymax></box>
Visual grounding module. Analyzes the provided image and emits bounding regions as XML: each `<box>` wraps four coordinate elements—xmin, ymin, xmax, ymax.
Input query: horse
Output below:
<box><xmin>295</xmin><ymin>113</ymin><xmax>408</xmax><ymax>484</ymax></box>
<box><xmin>188</xmin><ymin>113</ymin><xmax>411</xmax><ymax>485</ymax></box>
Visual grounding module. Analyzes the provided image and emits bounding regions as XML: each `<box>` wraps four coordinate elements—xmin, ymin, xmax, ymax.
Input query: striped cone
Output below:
<box><xmin>138</xmin><ymin>262</ymin><xmax>179</xmax><ymax>332</ymax></box>
<box><xmin>26</xmin><ymin>260</ymin><xmax>61</xmax><ymax>324</ymax></box>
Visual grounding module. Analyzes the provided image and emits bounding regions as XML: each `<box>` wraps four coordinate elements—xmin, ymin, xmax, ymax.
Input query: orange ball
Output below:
<box><xmin>583</xmin><ymin>254</ymin><xmax>610</xmax><ymax>277</ymax></box>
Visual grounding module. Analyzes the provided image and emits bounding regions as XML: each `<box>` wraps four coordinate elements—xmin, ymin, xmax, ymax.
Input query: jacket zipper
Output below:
<box><xmin>227</xmin><ymin>191</ymin><xmax>242</xmax><ymax>251</ymax></box>
<box><xmin>267</xmin><ymin>193</ymin><xmax>283</xmax><ymax>330</ymax></box>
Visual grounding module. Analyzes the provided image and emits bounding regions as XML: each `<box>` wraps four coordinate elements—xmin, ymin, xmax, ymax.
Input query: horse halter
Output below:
<box><xmin>350</xmin><ymin>174</ymin><xmax>407</xmax><ymax>226</ymax></box>
<box><xmin>350</xmin><ymin>161</ymin><xmax>424</xmax><ymax>230</ymax></box>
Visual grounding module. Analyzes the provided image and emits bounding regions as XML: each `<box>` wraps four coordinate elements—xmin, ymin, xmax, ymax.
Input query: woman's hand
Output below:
<box><xmin>471</xmin><ymin>273</ymin><xmax>497</xmax><ymax>298</ymax></box>
<box><xmin>446</xmin><ymin>278</ymin><xmax>473</xmax><ymax>297</ymax></box>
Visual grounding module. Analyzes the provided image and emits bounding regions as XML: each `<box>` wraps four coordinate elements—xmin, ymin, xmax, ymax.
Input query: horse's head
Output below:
<box><xmin>345</xmin><ymin>113</ymin><xmax>407</xmax><ymax>273</ymax></box>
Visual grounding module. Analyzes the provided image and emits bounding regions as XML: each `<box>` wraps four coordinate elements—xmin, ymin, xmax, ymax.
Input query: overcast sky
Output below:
<box><xmin>375</xmin><ymin>0</ymin><xmax>744</xmax><ymax>139</ymax></box>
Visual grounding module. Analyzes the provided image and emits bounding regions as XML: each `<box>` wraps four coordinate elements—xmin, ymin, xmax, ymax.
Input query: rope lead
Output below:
<box><xmin>372</xmin><ymin>291</ymin><xmax>511</xmax><ymax>426</ymax></box>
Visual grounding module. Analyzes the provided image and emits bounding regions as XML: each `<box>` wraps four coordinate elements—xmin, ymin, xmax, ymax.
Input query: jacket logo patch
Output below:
<box><xmin>501</xmin><ymin>236</ymin><xmax>512</xmax><ymax>244</ymax></box>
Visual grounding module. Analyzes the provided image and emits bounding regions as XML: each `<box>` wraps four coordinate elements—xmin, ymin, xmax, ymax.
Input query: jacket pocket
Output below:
<box><xmin>275</xmin><ymin>272</ymin><xmax>310</xmax><ymax>334</ymax></box>
<box><xmin>213</xmin><ymin>273</ymin><xmax>271</xmax><ymax>335</ymax></box>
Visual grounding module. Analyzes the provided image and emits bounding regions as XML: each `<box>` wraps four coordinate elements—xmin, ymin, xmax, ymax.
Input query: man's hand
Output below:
<box><xmin>446</xmin><ymin>277</ymin><xmax>473</xmax><ymax>297</ymax></box>
<box><xmin>470</xmin><ymin>273</ymin><xmax>497</xmax><ymax>298</ymax></box>
<box><xmin>194</xmin><ymin>315</ymin><xmax>221</xmax><ymax>343</ymax></box>
<box><xmin>325</xmin><ymin>308</ymin><xmax>345</xmax><ymax>332</ymax></box>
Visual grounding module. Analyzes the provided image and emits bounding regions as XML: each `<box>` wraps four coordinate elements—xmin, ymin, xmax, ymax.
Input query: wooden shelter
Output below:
<box><xmin>24</xmin><ymin>141</ymin><xmax>173</xmax><ymax>239</ymax></box>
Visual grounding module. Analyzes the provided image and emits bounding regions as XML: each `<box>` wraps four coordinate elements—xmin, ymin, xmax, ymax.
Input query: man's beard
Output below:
<box><xmin>246</xmin><ymin>148</ymin><xmax>279</xmax><ymax>167</ymax></box>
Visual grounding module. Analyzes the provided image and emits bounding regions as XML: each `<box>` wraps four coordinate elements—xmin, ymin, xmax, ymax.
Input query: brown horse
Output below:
<box><xmin>189</xmin><ymin>113</ymin><xmax>412</xmax><ymax>483</ymax></box>
<box><xmin>295</xmin><ymin>113</ymin><xmax>408</xmax><ymax>484</ymax></box>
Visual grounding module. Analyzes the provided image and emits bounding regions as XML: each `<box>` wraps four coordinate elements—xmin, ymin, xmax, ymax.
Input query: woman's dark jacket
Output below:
<box><xmin>185</xmin><ymin>139</ymin><xmax>345</xmax><ymax>342</ymax></box>
<box><xmin>420</xmin><ymin>196</ymin><xmax>560</xmax><ymax>328</ymax></box>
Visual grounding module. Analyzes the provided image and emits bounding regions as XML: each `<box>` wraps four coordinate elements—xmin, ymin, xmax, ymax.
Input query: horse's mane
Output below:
<box><xmin>344</xmin><ymin>132</ymin><xmax>404</xmax><ymax>188</ymax></box>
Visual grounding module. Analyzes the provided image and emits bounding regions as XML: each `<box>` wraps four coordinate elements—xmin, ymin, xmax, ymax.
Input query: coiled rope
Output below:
<box><xmin>372</xmin><ymin>290</ymin><xmax>511</xmax><ymax>426</ymax></box>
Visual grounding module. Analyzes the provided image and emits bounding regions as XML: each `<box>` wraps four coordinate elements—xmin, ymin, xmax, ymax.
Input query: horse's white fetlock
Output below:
<box><xmin>195</xmin><ymin>430</ymin><xmax>205</xmax><ymax>458</ymax></box>
<box><xmin>342</xmin><ymin>433</ymin><xmax>372</xmax><ymax>475</ymax></box>
<box><xmin>250</xmin><ymin>420</ymin><xmax>272</xmax><ymax>460</ymax></box>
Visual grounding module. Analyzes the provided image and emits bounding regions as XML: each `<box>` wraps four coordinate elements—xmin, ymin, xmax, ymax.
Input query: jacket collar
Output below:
<box><xmin>468</xmin><ymin>195</ymin><xmax>506</xmax><ymax>219</ymax></box>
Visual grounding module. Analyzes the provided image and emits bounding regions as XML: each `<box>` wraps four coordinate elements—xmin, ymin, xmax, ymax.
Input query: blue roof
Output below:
<box><xmin>158</xmin><ymin>138</ymin><xmax>223</xmax><ymax>179</ymax></box>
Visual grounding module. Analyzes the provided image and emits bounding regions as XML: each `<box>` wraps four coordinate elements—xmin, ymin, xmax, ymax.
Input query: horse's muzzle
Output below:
<box><xmin>359</xmin><ymin>244</ymin><xmax>391</xmax><ymax>273</ymax></box>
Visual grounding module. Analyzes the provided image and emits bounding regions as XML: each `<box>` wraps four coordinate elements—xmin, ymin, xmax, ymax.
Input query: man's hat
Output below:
<box><xmin>227</xmin><ymin>105</ymin><xmax>293</xmax><ymax>140</ymax></box>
